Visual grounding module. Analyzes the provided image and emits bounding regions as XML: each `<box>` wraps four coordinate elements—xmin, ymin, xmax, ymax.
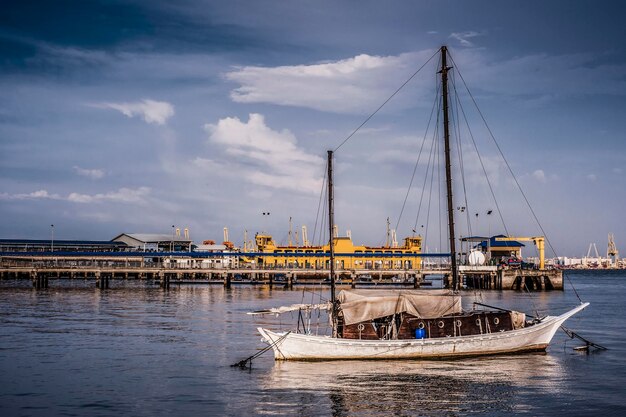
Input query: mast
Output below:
<box><xmin>440</xmin><ymin>45</ymin><xmax>459</xmax><ymax>290</ymax></box>
<box><xmin>327</xmin><ymin>150</ymin><xmax>337</xmax><ymax>319</ymax></box>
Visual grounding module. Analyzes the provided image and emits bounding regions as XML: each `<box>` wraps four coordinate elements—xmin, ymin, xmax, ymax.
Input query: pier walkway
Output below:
<box><xmin>0</xmin><ymin>252</ymin><xmax>562</xmax><ymax>290</ymax></box>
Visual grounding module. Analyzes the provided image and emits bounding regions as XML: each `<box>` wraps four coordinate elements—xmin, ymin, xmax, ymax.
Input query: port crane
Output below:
<box><xmin>495</xmin><ymin>236</ymin><xmax>545</xmax><ymax>269</ymax></box>
<box><xmin>608</xmin><ymin>233</ymin><xmax>619</xmax><ymax>259</ymax></box>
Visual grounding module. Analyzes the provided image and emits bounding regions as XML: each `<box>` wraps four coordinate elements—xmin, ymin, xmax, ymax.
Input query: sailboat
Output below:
<box><xmin>252</xmin><ymin>46</ymin><xmax>589</xmax><ymax>360</ymax></box>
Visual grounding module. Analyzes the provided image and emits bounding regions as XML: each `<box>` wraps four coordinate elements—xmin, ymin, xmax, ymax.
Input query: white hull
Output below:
<box><xmin>258</xmin><ymin>303</ymin><xmax>589</xmax><ymax>360</ymax></box>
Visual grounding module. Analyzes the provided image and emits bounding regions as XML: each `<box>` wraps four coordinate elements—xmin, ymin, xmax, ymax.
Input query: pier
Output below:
<box><xmin>0</xmin><ymin>253</ymin><xmax>562</xmax><ymax>290</ymax></box>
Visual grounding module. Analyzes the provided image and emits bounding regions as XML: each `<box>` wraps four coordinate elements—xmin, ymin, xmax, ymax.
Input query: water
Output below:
<box><xmin>1</xmin><ymin>271</ymin><xmax>625</xmax><ymax>416</ymax></box>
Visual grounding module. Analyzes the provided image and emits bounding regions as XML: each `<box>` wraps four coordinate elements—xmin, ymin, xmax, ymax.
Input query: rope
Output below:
<box><xmin>334</xmin><ymin>50</ymin><xmax>439</xmax><ymax>152</ymax></box>
<box><xmin>448</xmin><ymin>53</ymin><xmax>582</xmax><ymax>302</ymax></box>
<box><xmin>561</xmin><ymin>325</ymin><xmax>607</xmax><ymax>351</ymax></box>
<box><xmin>449</xmin><ymin>75</ymin><xmax>509</xmax><ymax>236</ymax></box>
<box><xmin>394</xmin><ymin>80</ymin><xmax>440</xmax><ymax>233</ymax></box>
<box><xmin>231</xmin><ymin>331</ymin><xmax>291</xmax><ymax>369</ymax></box>
<box><xmin>312</xmin><ymin>164</ymin><xmax>327</xmax><ymax>246</ymax></box>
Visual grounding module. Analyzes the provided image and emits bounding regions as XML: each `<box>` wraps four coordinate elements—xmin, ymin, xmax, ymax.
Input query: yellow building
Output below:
<box><xmin>254</xmin><ymin>234</ymin><xmax>423</xmax><ymax>270</ymax></box>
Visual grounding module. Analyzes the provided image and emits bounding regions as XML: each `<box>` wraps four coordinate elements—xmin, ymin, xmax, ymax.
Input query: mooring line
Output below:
<box><xmin>560</xmin><ymin>325</ymin><xmax>607</xmax><ymax>352</ymax></box>
<box><xmin>231</xmin><ymin>331</ymin><xmax>291</xmax><ymax>369</ymax></box>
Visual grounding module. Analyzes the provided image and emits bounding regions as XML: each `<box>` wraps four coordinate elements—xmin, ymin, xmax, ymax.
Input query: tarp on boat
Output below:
<box><xmin>337</xmin><ymin>289</ymin><xmax>462</xmax><ymax>325</ymax></box>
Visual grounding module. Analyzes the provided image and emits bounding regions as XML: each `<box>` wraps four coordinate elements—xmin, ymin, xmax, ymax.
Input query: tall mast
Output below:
<box><xmin>327</xmin><ymin>150</ymin><xmax>337</xmax><ymax>315</ymax></box>
<box><xmin>440</xmin><ymin>46</ymin><xmax>459</xmax><ymax>290</ymax></box>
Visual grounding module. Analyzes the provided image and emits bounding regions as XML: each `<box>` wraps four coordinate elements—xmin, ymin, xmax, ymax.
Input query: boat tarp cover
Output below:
<box><xmin>337</xmin><ymin>289</ymin><xmax>462</xmax><ymax>325</ymax></box>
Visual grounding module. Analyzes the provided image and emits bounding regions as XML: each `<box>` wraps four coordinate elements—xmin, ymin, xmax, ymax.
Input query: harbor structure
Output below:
<box><xmin>112</xmin><ymin>233</ymin><xmax>193</xmax><ymax>252</ymax></box>
<box><xmin>0</xmin><ymin>230</ymin><xmax>565</xmax><ymax>290</ymax></box>
<box><xmin>0</xmin><ymin>238</ymin><xmax>127</xmax><ymax>253</ymax></box>
<box><xmin>253</xmin><ymin>233</ymin><xmax>424</xmax><ymax>270</ymax></box>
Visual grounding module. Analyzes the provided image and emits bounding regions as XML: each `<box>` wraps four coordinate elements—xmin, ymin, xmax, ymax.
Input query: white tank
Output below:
<box><xmin>468</xmin><ymin>250</ymin><xmax>486</xmax><ymax>266</ymax></box>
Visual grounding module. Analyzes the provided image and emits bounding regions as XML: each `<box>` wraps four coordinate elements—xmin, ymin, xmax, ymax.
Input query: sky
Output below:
<box><xmin>1</xmin><ymin>0</ymin><xmax>625</xmax><ymax>258</ymax></box>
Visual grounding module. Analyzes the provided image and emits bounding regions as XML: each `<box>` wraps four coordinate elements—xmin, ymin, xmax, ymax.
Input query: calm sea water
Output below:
<box><xmin>1</xmin><ymin>270</ymin><xmax>625</xmax><ymax>416</ymax></box>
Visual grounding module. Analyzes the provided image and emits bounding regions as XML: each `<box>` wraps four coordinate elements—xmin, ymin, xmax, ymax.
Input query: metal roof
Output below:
<box><xmin>0</xmin><ymin>239</ymin><xmax>126</xmax><ymax>246</ymax></box>
<box><xmin>112</xmin><ymin>233</ymin><xmax>192</xmax><ymax>243</ymax></box>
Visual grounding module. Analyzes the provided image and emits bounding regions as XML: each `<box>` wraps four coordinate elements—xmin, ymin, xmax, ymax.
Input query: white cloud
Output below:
<box><xmin>224</xmin><ymin>48</ymin><xmax>626</xmax><ymax>118</ymax></box>
<box><xmin>204</xmin><ymin>113</ymin><xmax>324</xmax><ymax>193</ymax></box>
<box><xmin>225</xmin><ymin>51</ymin><xmax>435</xmax><ymax>114</ymax></box>
<box><xmin>0</xmin><ymin>189</ymin><xmax>61</xmax><ymax>200</ymax></box>
<box><xmin>532</xmin><ymin>169</ymin><xmax>546</xmax><ymax>183</ymax></box>
<box><xmin>613</xmin><ymin>167</ymin><xmax>623</xmax><ymax>174</ymax></box>
<box><xmin>67</xmin><ymin>187</ymin><xmax>151</xmax><ymax>204</ymax></box>
<box><xmin>587</xmin><ymin>174</ymin><xmax>597</xmax><ymax>181</ymax></box>
<box><xmin>92</xmin><ymin>99</ymin><xmax>174</xmax><ymax>125</ymax></box>
<box><xmin>450</xmin><ymin>31</ymin><xmax>484</xmax><ymax>47</ymax></box>
<box><xmin>73</xmin><ymin>166</ymin><xmax>105</xmax><ymax>179</ymax></box>
<box><xmin>0</xmin><ymin>187</ymin><xmax>150</xmax><ymax>204</ymax></box>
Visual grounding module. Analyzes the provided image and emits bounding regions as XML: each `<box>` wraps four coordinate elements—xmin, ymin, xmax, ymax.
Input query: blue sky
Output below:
<box><xmin>1</xmin><ymin>0</ymin><xmax>625</xmax><ymax>257</ymax></box>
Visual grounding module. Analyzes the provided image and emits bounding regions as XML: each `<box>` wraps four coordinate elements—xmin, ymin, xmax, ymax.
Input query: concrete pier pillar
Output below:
<box><xmin>160</xmin><ymin>273</ymin><xmax>170</xmax><ymax>290</ymax></box>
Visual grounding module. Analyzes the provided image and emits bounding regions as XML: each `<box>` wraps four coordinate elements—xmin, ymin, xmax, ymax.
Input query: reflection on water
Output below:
<box><xmin>1</xmin><ymin>271</ymin><xmax>625</xmax><ymax>417</ymax></box>
<box><xmin>258</xmin><ymin>355</ymin><xmax>566</xmax><ymax>416</ymax></box>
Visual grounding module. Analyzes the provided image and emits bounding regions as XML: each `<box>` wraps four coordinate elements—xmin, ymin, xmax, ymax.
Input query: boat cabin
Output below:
<box><xmin>336</xmin><ymin>289</ymin><xmax>526</xmax><ymax>340</ymax></box>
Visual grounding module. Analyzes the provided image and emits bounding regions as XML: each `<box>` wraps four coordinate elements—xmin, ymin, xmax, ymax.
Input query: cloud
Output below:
<box><xmin>225</xmin><ymin>51</ymin><xmax>435</xmax><ymax>114</ymax></box>
<box><xmin>532</xmin><ymin>169</ymin><xmax>546</xmax><ymax>183</ymax></box>
<box><xmin>92</xmin><ymin>99</ymin><xmax>174</xmax><ymax>125</ymax></box>
<box><xmin>225</xmin><ymin>47</ymin><xmax>626</xmax><ymax>116</ymax></box>
<box><xmin>0</xmin><ymin>187</ymin><xmax>150</xmax><ymax>204</ymax></box>
<box><xmin>204</xmin><ymin>113</ymin><xmax>324</xmax><ymax>193</ymax></box>
<box><xmin>451</xmin><ymin>49</ymin><xmax>626</xmax><ymax>98</ymax></box>
<box><xmin>450</xmin><ymin>31</ymin><xmax>484</xmax><ymax>47</ymax></box>
<box><xmin>67</xmin><ymin>187</ymin><xmax>151</xmax><ymax>204</ymax></box>
<box><xmin>73</xmin><ymin>166</ymin><xmax>105</xmax><ymax>179</ymax></box>
<box><xmin>613</xmin><ymin>167</ymin><xmax>623</xmax><ymax>174</ymax></box>
<box><xmin>0</xmin><ymin>190</ymin><xmax>61</xmax><ymax>201</ymax></box>
<box><xmin>587</xmin><ymin>174</ymin><xmax>597</xmax><ymax>181</ymax></box>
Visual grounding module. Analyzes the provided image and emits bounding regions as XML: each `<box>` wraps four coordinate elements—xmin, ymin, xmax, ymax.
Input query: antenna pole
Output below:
<box><xmin>440</xmin><ymin>46</ymin><xmax>459</xmax><ymax>290</ymax></box>
<box><xmin>327</xmin><ymin>150</ymin><xmax>337</xmax><ymax>320</ymax></box>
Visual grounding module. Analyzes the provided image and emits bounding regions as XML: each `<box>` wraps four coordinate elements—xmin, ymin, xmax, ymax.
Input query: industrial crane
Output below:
<box><xmin>495</xmin><ymin>236</ymin><xmax>545</xmax><ymax>269</ymax></box>
<box><xmin>608</xmin><ymin>233</ymin><xmax>619</xmax><ymax>264</ymax></box>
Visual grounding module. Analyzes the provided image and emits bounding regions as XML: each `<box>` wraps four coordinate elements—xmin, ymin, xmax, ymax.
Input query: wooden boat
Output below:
<box><xmin>253</xmin><ymin>46</ymin><xmax>589</xmax><ymax>361</ymax></box>
<box><xmin>257</xmin><ymin>302</ymin><xmax>587</xmax><ymax>360</ymax></box>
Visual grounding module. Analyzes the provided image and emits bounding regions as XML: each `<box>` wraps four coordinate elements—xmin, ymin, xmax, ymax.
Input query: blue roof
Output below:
<box><xmin>461</xmin><ymin>235</ymin><xmax>525</xmax><ymax>248</ymax></box>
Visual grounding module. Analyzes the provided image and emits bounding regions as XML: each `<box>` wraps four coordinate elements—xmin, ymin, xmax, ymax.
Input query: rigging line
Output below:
<box><xmin>319</xmin><ymin>186</ymin><xmax>327</xmax><ymax>246</ymax></box>
<box><xmin>394</xmin><ymin>80</ymin><xmax>441</xmax><ymax>233</ymax></box>
<box><xmin>334</xmin><ymin>49</ymin><xmax>440</xmax><ymax>152</ymax></box>
<box><xmin>437</xmin><ymin>114</ymin><xmax>442</xmax><ymax>259</ymax></box>
<box><xmin>312</xmin><ymin>164</ymin><xmax>328</xmax><ymax>246</ymax></box>
<box><xmin>450</xmin><ymin>71</ymin><xmax>473</xmax><ymax>239</ymax></box>
<box><xmin>451</xmin><ymin>75</ymin><xmax>480</xmax><ymax>302</ymax></box>
<box><xmin>448</xmin><ymin>54</ymin><xmax>582</xmax><ymax>302</ymax></box>
<box><xmin>424</xmin><ymin>127</ymin><xmax>438</xmax><ymax>253</ymax></box>
<box><xmin>450</xmin><ymin>76</ymin><xmax>509</xmax><ymax>237</ymax></box>
<box><xmin>317</xmin><ymin>168</ymin><xmax>328</xmax><ymax>246</ymax></box>
<box><xmin>413</xmin><ymin>92</ymin><xmax>442</xmax><ymax>232</ymax></box>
